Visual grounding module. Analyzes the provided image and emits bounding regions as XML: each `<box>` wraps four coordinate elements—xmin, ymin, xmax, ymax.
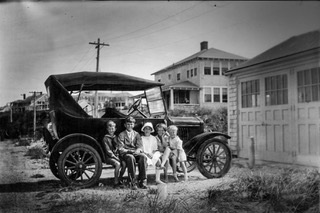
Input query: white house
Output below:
<box><xmin>225</xmin><ymin>30</ymin><xmax>320</xmax><ymax>167</ymax></box>
<box><xmin>152</xmin><ymin>41</ymin><xmax>247</xmax><ymax>112</ymax></box>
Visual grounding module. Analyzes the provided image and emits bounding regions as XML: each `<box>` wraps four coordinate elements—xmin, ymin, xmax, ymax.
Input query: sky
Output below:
<box><xmin>0</xmin><ymin>1</ymin><xmax>320</xmax><ymax>106</ymax></box>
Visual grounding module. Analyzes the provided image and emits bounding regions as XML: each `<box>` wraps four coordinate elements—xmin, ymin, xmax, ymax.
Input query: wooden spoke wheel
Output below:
<box><xmin>196</xmin><ymin>138</ymin><xmax>231</xmax><ymax>178</ymax></box>
<box><xmin>57</xmin><ymin>143</ymin><xmax>102</xmax><ymax>188</ymax></box>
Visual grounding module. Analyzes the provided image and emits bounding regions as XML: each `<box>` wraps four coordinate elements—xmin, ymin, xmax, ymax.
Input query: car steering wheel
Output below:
<box><xmin>127</xmin><ymin>98</ymin><xmax>147</xmax><ymax>118</ymax></box>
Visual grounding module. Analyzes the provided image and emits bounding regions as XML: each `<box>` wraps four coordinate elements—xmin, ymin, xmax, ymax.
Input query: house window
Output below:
<box><xmin>177</xmin><ymin>73</ymin><xmax>180</xmax><ymax>81</ymax></box>
<box><xmin>174</xmin><ymin>90</ymin><xmax>190</xmax><ymax>104</ymax></box>
<box><xmin>168</xmin><ymin>74</ymin><xmax>171</xmax><ymax>80</ymax></box>
<box><xmin>241</xmin><ymin>79</ymin><xmax>260</xmax><ymax>108</ymax></box>
<box><xmin>191</xmin><ymin>69</ymin><xmax>193</xmax><ymax>77</ymax></box>
<box><xmin>187</xmin><ymin>70</ymin><xmax>189</xmax><ymax>78</ymax></box>
<box><xmin>297</xmin><ymin>67</ymin><xmax>320</xmax><ymax>103</ymax></box>
<box><xmin>222</xmin><ymin>88</ymin><xmax>228</xmax><ymax>103</ymax></box>
<box><xmin>213</xmin><ymin>88</ymin><xmax>220</xmax><ymax>102</ymax></box>
<box><xmin>213</xmin><ymin>67</ymin><xmax>220</xmax><ymax>75</ymax></box>
<box><xmin>204</xmin><ymin>87</ymin><xmax>212</xmax><ymax>102</ymax></box>
<box><xmin>194</xmin><ymin>68</ymin><xmax>197</xmax><ymax>76</ymax></box>
<box><xmin>204</xmin><ymin>67</ymin><xmax>211</xmax><ymax>75</ymax></box>
<box><xmin>158</xmin><ymin>79</ymin><xmax>161</xmax><ymax>82</ymax></box>
<box><xmin>265</xmin><ymin>74</ymin><xmax>288</xmax><ymax>106</ymax></box>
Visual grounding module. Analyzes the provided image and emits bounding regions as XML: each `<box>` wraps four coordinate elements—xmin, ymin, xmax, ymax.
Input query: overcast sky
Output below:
<box><xmin>0</xmin><ymin>1</ymin><xmax>319</xmax><ymax>106</ymax></box>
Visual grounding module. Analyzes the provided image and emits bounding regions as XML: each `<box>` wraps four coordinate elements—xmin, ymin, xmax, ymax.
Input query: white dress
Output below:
<box><xmin>169</xmin><ymin>136</ymin><xmax>187</xmax><ymax>162</ymax></box>
<box><xmin>141</xmin><ymin>135</ymin><xmax>161</xmax><ymax>166</ymax></box>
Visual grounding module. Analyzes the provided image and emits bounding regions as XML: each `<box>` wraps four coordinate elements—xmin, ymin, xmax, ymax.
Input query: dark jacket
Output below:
<box><xmin>118</xmin><ymin>130</ymin><xmax>143</xmax><ymax>156</ymax></box>
<box><xmin>103</xmin><ymin>134</ymin><xmax>119</xmax><ymax>160</ymax></box>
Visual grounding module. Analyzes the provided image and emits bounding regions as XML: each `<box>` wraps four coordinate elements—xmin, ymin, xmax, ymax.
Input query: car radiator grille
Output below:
<box><xmin>178</xmin><ymin>127</ymin><xmax>189</xmax><ymax>143</ymax></box>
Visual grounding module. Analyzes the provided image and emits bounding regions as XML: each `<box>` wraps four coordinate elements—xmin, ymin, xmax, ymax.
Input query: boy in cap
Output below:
<box><xmin>118</xmin><ymin>116</ymin><xmax>148</xmax><ymax>190</ymax></box>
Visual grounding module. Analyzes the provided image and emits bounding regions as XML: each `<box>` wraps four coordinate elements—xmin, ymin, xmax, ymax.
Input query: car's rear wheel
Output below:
<box><xmin>57</xmin><ymin>143</ymin><xmax>102</xmax><ymax>188</ymax></box>
<box><xmin>196</xmin><ymin>138</ymin><xmax>231</xmax><ymax>178</ymax></box>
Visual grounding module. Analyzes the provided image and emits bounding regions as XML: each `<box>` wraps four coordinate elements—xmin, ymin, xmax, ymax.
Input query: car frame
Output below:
<box><xmin>44</xmin><ymin>71</ymin><xmax>232</xmax><ymax>188</ymax></box>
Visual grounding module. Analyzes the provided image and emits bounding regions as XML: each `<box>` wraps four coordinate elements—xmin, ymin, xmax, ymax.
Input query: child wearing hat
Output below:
<box><xmin>141</xmin><ymin>122</ymin><xmax>167</xmax><ymax>184</ymax></box>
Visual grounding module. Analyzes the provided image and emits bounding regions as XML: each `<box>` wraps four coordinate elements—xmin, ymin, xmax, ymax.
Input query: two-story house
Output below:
<box><xmin>151</xmin><ymin>41</ymin><xmax>247</xmax><ymax>112</ymax></box>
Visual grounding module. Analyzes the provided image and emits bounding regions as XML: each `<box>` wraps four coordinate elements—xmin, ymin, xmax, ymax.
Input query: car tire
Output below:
<box><xmin>57</xmin><ymin>143</ymin><xmax>102</xmax><ymax>188</ymax></box>
<box><xmin>196</xmin><ymin>138</ymin><xmax>231</xmax><ymax>178</ymax></box>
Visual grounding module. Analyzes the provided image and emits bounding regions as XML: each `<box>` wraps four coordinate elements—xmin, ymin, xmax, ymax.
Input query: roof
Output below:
<box><xmin>11</xmin><ymin>94</ymin><xmax>43</xmax><ymax>105</ymax></box>
<box><xmin>225</xmin><ymin>29</ymin><xmax>320</xmax><ymax>74</ymax></box>
<box><xmin>45</xmin><ymin>71</ymin><xmax>164</xmax><ymax>91</ymax></box>
<box><xmin>152</xmin><ymin>47</ymin><xmax>247</xmax><ymax>75</ymax></box>
<box><xmin>162</xmin><ymin>81</ymin><xmax>199</xmax><ymax>91</ymax></box>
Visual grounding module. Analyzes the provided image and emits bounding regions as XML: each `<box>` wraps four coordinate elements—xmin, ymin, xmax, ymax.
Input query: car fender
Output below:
<box><xmin>51</xmin><ymin>133</ymin><xmax>106</xmax><ymax>163</ymax></box>
<box><xmin>183</xmin><ymin>132</ymin><xmax>231</xmax><ymax>155</ymax></box>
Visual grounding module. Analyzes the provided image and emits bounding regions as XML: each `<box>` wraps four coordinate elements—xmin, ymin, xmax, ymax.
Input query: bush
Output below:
<box><xmin>25</xmin><ymin>144</ymin><xmax>47</xmax><ymax>159</ymax></box>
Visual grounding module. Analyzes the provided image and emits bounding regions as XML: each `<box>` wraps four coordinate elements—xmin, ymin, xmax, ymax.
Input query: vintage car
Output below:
<box><xmin>44</xmin><ymin>72</ymin><xmax>232</xmax><ymax>188</ymax></box>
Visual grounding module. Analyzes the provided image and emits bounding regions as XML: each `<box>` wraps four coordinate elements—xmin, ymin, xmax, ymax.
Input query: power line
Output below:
<box><xmin>70</xmin><ymin>46</ymin><xmax>94</xmax><ymax>72</ymax></box>
<box><xmin>110</xmin><ymin>2</ymin><xmax>227</xmax><ymax>44</ymax></box>
<box><xmin>105</xmin><ymin>1</ymin><xmax>204</xmax><ymax>41</ymax></box>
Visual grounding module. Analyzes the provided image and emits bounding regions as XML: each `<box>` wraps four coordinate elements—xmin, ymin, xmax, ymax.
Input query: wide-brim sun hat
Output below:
<box><xmin>141</xmin><ymin>122</ymin><xmax>154</xmax><ymax>133</ymax></box>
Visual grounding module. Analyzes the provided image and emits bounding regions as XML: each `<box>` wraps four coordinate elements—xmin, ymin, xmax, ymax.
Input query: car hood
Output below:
<box><xmin>167</xmin><ymin>116</ymin><xmax>203</xmax><ymax>126</ymax></box>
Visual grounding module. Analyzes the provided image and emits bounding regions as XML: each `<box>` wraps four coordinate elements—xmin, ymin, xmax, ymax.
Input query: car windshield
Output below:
<box><xmin>72</xmin><ymin>87</ymin><xmax>166</xmax><ymax>118</ymax></box>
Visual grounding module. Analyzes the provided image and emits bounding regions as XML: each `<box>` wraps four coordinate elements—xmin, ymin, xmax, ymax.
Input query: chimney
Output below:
<box><xmin>200</xmin><ymin>41</ymin><xmax>208</xmax><ymax>51</ymax></box>
<box><xmin>22</xmin><ymin>94</ymin><xmax>26</xmax><ymax>100</ymax></box>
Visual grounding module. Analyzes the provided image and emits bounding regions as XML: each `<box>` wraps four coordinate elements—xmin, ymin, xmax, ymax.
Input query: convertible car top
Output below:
<box><xmin>44</xmin><ymin>71</ymin><xmax>164</xmax><ymax>117</ymax></box>
<box><xmin>45</xmin><ymin>71</ymin><xmax>164</xmax><ymax>91</ymax></box>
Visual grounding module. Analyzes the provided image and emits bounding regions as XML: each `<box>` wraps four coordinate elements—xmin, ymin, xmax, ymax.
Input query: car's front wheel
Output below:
<box><xmin>57</xmin><ymin>143</ymin><xmax>102</xmax><ymax>188</ymax></box>
<box><xmin>196</xmin><ymin>138</ymin><xmax>231</xmax><ymax>178</ymax></box>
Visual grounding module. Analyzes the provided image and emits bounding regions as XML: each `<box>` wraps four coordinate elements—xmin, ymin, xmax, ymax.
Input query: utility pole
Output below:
<box><xmin>89</xmin><ymin>38</ymin><xmax>109</xmax><ymax>118</ymax></box>
<box><xmin>29</xmin><ymin>91</ymin><xmax>41</xmax><ymax>141</ymax></box>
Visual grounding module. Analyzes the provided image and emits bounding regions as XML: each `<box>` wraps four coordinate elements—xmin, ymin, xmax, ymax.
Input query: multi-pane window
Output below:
<box><xmin>222</xmin><ymin>88</ymin><xmax>228</xmax><ymax>103</ymax></box>
<box><xmin>213</xmin><ymin>88</ymin><xmax>220</xmax><ymax>102</ymax></box>
<box><xmin>191</xmin><ymin>69</ymin><xmax>194</xmax><ymax>77</ymax></box>
<box><xmin>177</xmin><ymin>73</ymin><xmax>180</xmax><ymax>81</ymax></box>
<box><xmin>203</xmin><ymin>87</ymin><xmax>227</xmax><ymax>103</ymax></box>
<box><xmin>204</xmin><ymin>87</ymin><xmax>212</xmax><ymax>102</ymax></box>
<box><xmin>241</xmin><ymin>79</ymin><xmax>260</xmax><ymax>108</ymax></box>
<box><xmin>213</xmin><ymin>67</ymin><xmax>220</xmax><ymax>75</ymax></box>
<box><xmin>204</xmin><ymin>67</ymin><xmax>211</xmax><ymax>75</ymax></box>
<box><xmin>297</xmin><ymin>67</ymin><xmax>320</xmax><ymax>103</ymax></box>
<box><xmin>265</xmin><ymin>74</ymin><xmax>288</xmax><ymax>106</ymax></box>
<box><xmin>194</xmin><ymin>68</ymin><xmax>197</xmax><ymax>76</ymax></box>
<box><xmin>187</xmin><ymin>70</ymin><xmax>189</xmax><ymax>78</ymax></box>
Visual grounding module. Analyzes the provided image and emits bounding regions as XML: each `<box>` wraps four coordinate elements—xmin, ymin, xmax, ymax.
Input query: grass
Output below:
<box><xmin>207</xmin><ymin>167</ymin><xmax>320</xmax><ymax>213</ymax></box>
<box><xmin>49</xmin><ymin>188</ymin><xmax>210</xmax><ymax>213</ymax></box>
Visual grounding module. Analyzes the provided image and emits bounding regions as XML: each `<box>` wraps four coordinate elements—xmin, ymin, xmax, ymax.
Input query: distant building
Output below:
<box><xmin>225</xmin><ymin>30</ymin><xmax>320</xmax><ymax>167</ymax></box>
<box><xmin>11</xmin><ymin>93</ymin><xmax>48</xmax><ymax>113</ymax></box>
<box><xmin>73</xmin><ymin>92</ymin><xmax>134</xmax><ymax>116</ymax></box>
<box><xmin>152</xmin><ymin>41</ymin><xmax>247</xmax><ymax>112</ymax></box>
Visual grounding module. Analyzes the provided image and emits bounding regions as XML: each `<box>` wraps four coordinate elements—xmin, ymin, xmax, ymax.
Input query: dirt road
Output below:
<box><xmin>0</xmin><ymin>139</ymin><xmax>229</xmax><ymax>212</ymax></box>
